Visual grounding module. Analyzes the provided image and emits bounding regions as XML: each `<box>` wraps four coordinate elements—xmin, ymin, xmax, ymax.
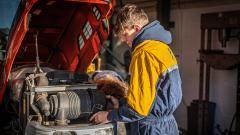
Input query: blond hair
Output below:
<box><xmin>114</xmin><ymin>4</ymin><xmax>149</xmax><ymax>36</ymax></box>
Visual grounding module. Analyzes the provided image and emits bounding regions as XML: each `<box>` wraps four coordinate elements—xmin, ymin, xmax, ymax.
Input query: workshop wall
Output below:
<box><xmin>171</xmin><ymin>3</ymin><xmax>240</xmax><ymax>132</ymax></box>
<box><xmin>122</xmin><ymin>0</ymin><xmax>157</xmax><ymax>22</ymax></box>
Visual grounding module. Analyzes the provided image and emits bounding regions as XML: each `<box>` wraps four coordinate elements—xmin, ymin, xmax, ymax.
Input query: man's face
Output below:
<box><xmin>119</xmin><ymin>26</ymin><xmax>138</xmax><ymax>47</ymax></box>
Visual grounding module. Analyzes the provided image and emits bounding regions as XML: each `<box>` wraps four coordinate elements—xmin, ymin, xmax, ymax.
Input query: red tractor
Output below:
<box><xmin>0</xmin><ymin>0</ymin><xmax>116</xmax><ymax>134</ymax></box>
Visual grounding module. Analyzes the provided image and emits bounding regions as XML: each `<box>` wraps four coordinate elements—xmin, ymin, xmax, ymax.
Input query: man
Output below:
<box><xmin>90</xmin><ymin>4</ymin><xmax>182</xmax><ymax>135</ymax></box>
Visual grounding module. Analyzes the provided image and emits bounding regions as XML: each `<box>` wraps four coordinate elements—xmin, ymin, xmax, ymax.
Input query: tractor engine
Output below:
<box><xmin>9</xmin><ymin>67</ymin><xmax>114</xmax><ymax>135</ymax></box>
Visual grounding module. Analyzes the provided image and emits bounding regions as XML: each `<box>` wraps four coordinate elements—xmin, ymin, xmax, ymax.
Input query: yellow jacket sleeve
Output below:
<box><xmin>127</xmin><ymin>50</ymin><xmax>160</xmax><ymax>116</ymax></box>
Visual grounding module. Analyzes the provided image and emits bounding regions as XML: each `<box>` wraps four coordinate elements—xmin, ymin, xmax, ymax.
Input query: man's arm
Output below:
<box><xmin>89</xmin><ymin>95</ymin><xmax>144</xmax><ymax>124</ymax></box>
<box><xmin>107</xmin><ymin>103</ymin><xmax>144</xmax><ymax>122</ymax></box>
<box><xmin>90</xmin><ymin>50</ymin><xmax>159</xmax><ymax>123</ymax></box>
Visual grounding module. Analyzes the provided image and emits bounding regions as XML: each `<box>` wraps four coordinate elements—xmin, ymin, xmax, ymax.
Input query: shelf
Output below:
<box><xmin>200</xmin><ymin>51</ymin><xmax>240</xmax><ymax>70</ymax></box>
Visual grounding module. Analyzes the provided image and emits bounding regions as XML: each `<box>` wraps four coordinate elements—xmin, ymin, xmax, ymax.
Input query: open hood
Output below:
<box><xmin>16</xmin><ymin>0</ymin><xmax>113</xmax><ymax>72</ymax></box>
<box><xmin>0</xmin><ymin>0</ymin><xmax>114</xmax><ymax>103</ymax></box>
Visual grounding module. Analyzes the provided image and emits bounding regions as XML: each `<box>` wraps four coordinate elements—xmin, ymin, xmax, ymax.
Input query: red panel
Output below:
<box><xmin>51</xmin><ymin>51</ymin><xmax>69</xmax><ymax>69</ymax></box>
<box><xmin>79</xmin><ymin>31</ymin><xmax>101</xmax><ymax>72</ymax></box>
<box><xmin>51</xmin><ymin>5</ymin><xmax>87</xmax><ymax>70</ymax></box>
<box><xmin>0</xmin><ymin>0</ymin><xmax>37</xmax><ymax>104</ymax></box>
<box><xmin>69</xmin><ymin>55</ymin><xmax>79</xmax><ymax>71</ymax></box>
<box><xmin>0</xmin><ymin>0</ymin><xmax>114</xmax><ymax>104</ymax></box>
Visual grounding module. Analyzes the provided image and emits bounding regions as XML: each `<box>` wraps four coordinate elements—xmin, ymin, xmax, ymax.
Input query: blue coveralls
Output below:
<box><xmin>107</xmin><ymin>20</ymin><xmax>182</xmax><ymax>135</ymax></box>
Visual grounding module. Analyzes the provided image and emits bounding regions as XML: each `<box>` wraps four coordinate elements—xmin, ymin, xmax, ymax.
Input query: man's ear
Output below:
<box><xmin>134</xmin><ymin>24</ymin><xmax>142</xmax><ymax>32</ymax></box>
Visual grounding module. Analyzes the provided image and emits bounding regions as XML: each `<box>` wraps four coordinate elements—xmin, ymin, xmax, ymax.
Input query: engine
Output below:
<box><xmin>9</xmin><ymin>67</ymin><xmax>114</xmax><ymax>135</ymax></box>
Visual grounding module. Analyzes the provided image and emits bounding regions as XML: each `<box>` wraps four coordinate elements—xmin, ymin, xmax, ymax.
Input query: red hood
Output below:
<box><xmin>0</xmin><ymin>0</ymin><xmax>114</xmax><ymax>103</ymax></box>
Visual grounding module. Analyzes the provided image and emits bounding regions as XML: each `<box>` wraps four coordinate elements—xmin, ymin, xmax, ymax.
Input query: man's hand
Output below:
<box><xmin>90</xmin><ymin>95</ymin><xmax>119</xmax><ymax>124</ymax></box>
<box><xmin>90</xmin><ymin>111</ymin><xmax>109</xmax><ymax>124</ymax></box>
<box><xmin>106</xmin><ymin>95</ymin><xmax>119</xmax><ymax>109</ymax></box>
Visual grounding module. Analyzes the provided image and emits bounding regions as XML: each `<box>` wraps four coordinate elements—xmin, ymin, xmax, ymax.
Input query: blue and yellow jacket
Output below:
<box><xmin>108</xmin><ymin>20</ymin><xmax>182</xmax><ymax>134</ymax></box>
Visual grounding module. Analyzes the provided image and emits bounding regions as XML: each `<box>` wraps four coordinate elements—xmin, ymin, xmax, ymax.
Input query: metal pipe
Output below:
<box><xmin>34</xmin><ymin>33</ymin><xmax>43</xmax><ymax>73</ymax></box>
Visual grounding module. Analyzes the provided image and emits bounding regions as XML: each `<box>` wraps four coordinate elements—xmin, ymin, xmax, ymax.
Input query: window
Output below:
<box><xmin>83</xmin><ymin>21</ymin><xmax>92</xmax><ymax>39</ymax></box>
<box><xmin>78</xmin><ymin>35</ymin><xmax>84</xmax><ymax>50</ymax></box>
<box><xmin>93</xmin><ymin>6</ymin><xmax>101</xmax><ymax>20</ymax></box>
